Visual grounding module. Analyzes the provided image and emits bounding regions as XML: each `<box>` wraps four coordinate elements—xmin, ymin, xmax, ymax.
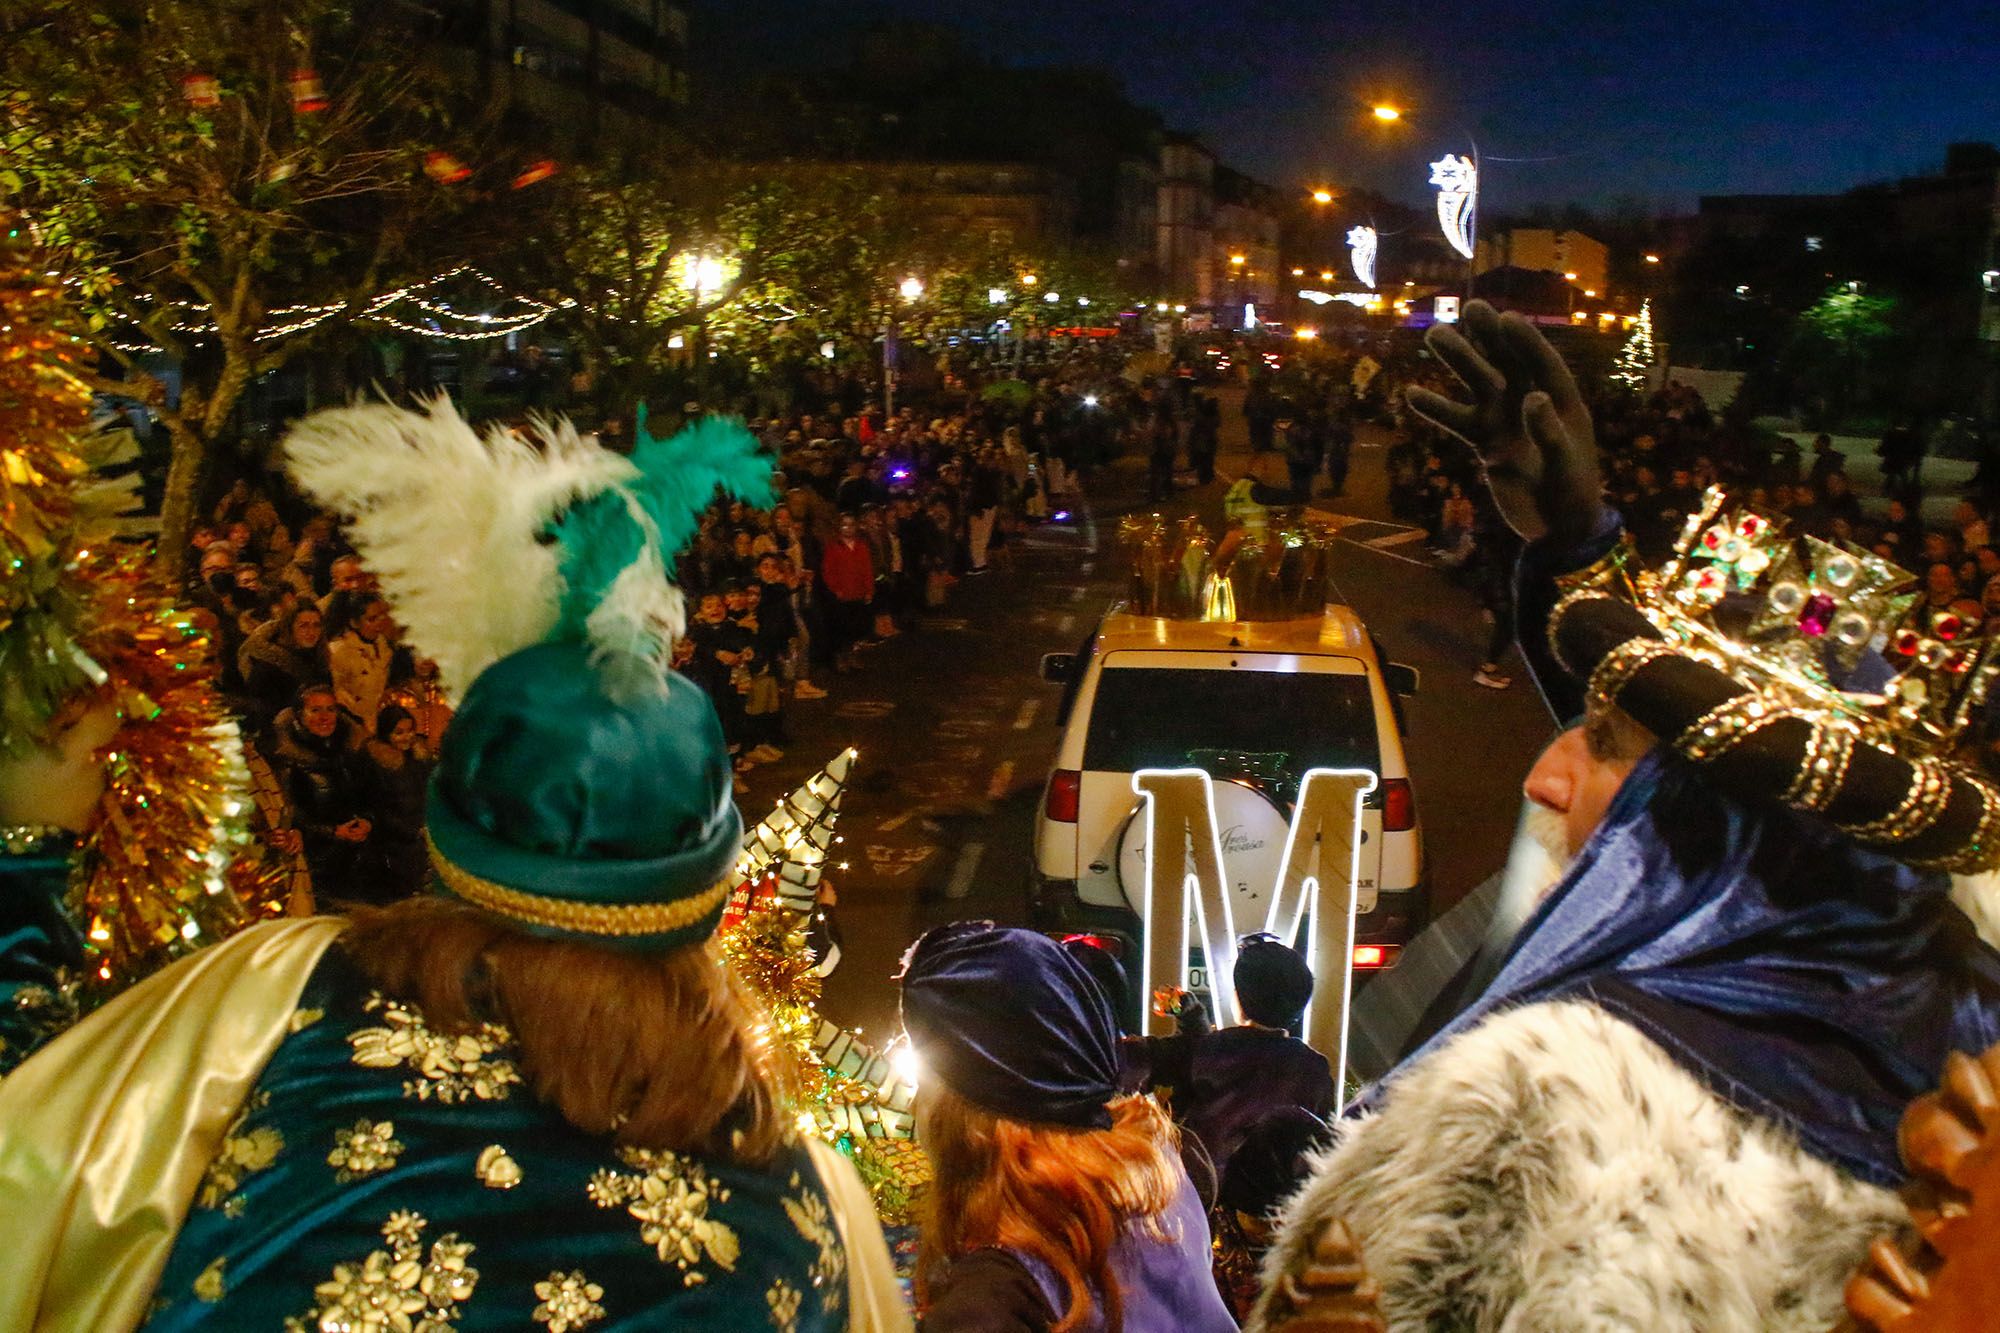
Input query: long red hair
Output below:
<box><xmin>341</xmin><ymin>897</ymin><xmax>794</xmax><ymax>1165</ymax></box>
<box><xmin>917</xmin><ymin>1084</ymin><xmax>1183</xmax><ymax>1333</ymax></box>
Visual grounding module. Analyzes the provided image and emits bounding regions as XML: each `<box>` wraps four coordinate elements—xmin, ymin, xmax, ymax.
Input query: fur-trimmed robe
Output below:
<box><xmin>1248</xmin><ymin>999</ymin><xmax>1904</xmax><ymax>1332</ymax></box>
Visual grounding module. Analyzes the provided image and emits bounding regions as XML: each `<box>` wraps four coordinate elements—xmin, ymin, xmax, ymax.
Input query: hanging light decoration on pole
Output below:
<box><xmin>1429</xmin><ymin>153</ymin><xmax>1478</xmax><ymax>261</ymax></box>
<box><xmin>1347</xmin><ymin>226</ymin><xmax>1379</xmax><ymax>290</ymax></box>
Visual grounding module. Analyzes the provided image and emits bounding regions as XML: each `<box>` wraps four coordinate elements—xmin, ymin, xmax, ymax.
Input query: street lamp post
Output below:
<box><xmin>886</xmin><ymin>275</ymin><xmax>924</xmax><ymax>420</ymax></box>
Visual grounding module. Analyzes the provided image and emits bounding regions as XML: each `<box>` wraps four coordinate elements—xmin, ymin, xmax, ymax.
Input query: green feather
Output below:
<box><xmin>548</xmin><ymin>407</ymin><xmax>774</xmax><ymax>644</ymax></box>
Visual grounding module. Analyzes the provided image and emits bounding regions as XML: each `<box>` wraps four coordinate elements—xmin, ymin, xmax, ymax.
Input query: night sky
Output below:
<box><xmin>703</xmin><ymin>1</ymin><xmax>2000</xmax><ymax>214</ymax></box>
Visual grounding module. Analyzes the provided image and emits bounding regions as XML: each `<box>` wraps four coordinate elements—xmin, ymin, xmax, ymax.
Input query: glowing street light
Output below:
<box><xmin>1291</xmin><ymin>267</ymin><xmax>1305</xmax><ymax>276</ymax></box>
<box><xmin>1021</xmin><ymin>272</ymin><xmax>1038</xmax><ymax>287</ymax></box>
<box><xmin>1320</xmin><ymin>270</ymin><xmax>1334</xmax><ymax>282</ymax></box>
<box><xmin>1296</xmin><ymin>327</ymin><xmax>1319</xmax><ymax>340</ymax></box>
<box><xmin>1155</xmin><ymin>301</ymin><xmax>1169</xmax><ymax>312</ymax></box>
<box><xmin>1229</xmin><ymin>253</ymin><xmax>1247</xmax><ymax>267</ymax></box>
<box><xmin>1563</xmin><ymin>271</ymin><xmax>1579</xmax><ymax>281</ymax></box>
<box><xmin>987</xmin><ymin>287</ymin><xmax>1008</xmax><ymax>305</ymax></box>
<box><xmin>1044</xmin><ymin>291</ymin><xmax>1060</xmax><ymax>303</ymax></box>
<box><xmin>1644</xmin><ymin>253</ymin><xmax>1661</xmax><ymax>264</ymax></box>
<box><xmin>1310</xmin><ymin>188</ymin><xmax>1335</xmax><ymax>204</ymax></box>
<box><xmin>898</xmin><ymin>275</ymin><xmax>925</xmax><ymax>302</ymax></box>
<box><xmin>1371</xmin><ymin>104</ymin><xmax>1402</xmax><ymax>122</ymax></box>
<box><xmin>679</xmin><ymin>253</ymin><xmax>734</xmax><ymax>298</ymax></box>
<box><xmin>1583</xmin><ymin>288</ymin><xmax>1598</xmax><ymax>298</ymax></box>
<box><xmin>1173</xmin><ymin>303</ymin><xmax>1187</xmax><ymax>313</ymax></box>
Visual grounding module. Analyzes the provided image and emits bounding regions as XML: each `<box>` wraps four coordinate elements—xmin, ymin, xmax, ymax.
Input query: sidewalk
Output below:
<box><xmin>1774</xmin><ymin>430</ymin><xmax>1974</xmax><ymax>530</ymax></box>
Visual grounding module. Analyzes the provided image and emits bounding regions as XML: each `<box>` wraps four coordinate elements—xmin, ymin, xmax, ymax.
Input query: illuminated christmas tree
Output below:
<box><xmin>1612</xmin><ymin>299</ymin><xmax>1658</xmax><ymax>393</ymax></box>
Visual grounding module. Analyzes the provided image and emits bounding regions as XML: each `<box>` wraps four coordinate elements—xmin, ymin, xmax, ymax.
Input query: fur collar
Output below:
<box><xmin>1250</xmin><ymin>999</ymin><xmax>1903</xmax><ymax>1332</ymax></box>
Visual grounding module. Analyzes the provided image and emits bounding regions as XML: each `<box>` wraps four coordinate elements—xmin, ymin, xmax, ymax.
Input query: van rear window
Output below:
<box><xmin>1082</xmin><ymin>666</ymin><xmax>1381</xmax><ymax>774</ymax></box>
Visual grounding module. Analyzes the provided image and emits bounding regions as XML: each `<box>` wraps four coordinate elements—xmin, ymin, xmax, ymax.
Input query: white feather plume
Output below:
<box><xmin>283</xmin><ymin>398</ymin><xmax>636</xmax><ymax>701</ymax></box>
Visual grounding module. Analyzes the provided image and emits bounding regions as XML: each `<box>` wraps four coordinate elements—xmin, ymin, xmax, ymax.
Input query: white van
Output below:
<box><xmin>1032</xmin><ymin>605</ymin><xmax>1425</xmax><ymax>1014</ymax></box>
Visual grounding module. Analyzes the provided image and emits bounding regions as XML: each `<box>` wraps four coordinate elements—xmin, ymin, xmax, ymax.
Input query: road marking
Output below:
<box><xmin>944</xmin><ymin>841</ymin><xmax>986</xmax><ymax>899</ymax></box>
<box><xmin>1069</xmin><ymin>585</ymin><xmax>1086</xmax><ymax>602</ymax></box>
<box><xmin>868</xmin><ymin>845</ymin><xmax>935</xmax><ymax>879</ymax></box>
<box><xmin>878</xmin><ymin>810</ymin><xmax>917</xmax><ymax>833</ymax></box>
<box><xmin>986</xmin><ymin>761</ymin><xmax>1015</xmax><ymax>799</ymax></box>
<box><xmin>1012</xmin><ymin>699</ymin><xmax>1040</xmax><ymax>730</ymax></box>
<box><xmin>1081</xmin><ymin>560</ymin><xmax>1095</xmax><ymax>574</ymax></box>
<box><xmin>935</xmin><ymin>717</ymin><xmax>996</xmax><ymax>738</ymax></box>
<box><xmin>1367</xmin><ymin>528</ymin><xmax>1428</xmax><ymax>548</ymax></box>
<box><xmin>1057</xmin><ymin>614</ymin><xmax>1075</xmax><ymax>634</ymax></box>
<box><xmin>918</xmin><ymin>617</ymin><xmax>970</xmax><ymax>631</ymax></box>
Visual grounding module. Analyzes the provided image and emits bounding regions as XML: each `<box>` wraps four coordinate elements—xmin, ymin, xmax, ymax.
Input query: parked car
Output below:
<box><xmin>1032</xmin><ymin>604</ymin><xmax>1424</xmax><ymax>1025</ymax></box>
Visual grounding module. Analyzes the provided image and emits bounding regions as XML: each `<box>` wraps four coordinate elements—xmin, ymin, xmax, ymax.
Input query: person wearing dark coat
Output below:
<box><xmin>1118</xmin><ymin>934</ymin><xmax>1337</xmax><ymax>1182</ymax></box>
<box><xmin>237</xmin><ymin>602</ymin><xmax>330</xmax><ymax>737</ymax></box>
<box><xmin>269</xmin><ymin>684</ymin><xmax>372</xmax><ymax>904</ymax></box>
<box><xmin>357</xmin><ymin>703</ymin><xmax>433</xmax><ymax>904</ymax></box>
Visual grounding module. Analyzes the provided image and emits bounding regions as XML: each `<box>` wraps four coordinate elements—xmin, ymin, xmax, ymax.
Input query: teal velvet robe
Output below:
<box><xmin>0</xmin><ymin>840</ymin><xmax>85</xmax><ymax>1077</ymax></box>
<box><xmin>141</xmin><ymin>947</ymin><xmax>847</xmax><ymax>1332</ymax></box>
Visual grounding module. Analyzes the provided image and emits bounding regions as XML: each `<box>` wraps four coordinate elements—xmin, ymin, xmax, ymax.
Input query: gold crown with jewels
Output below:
<box><xmin>1549</xmin><ymin>485</ymin><xmax>2000</xmax><ymax>872</ymax></box>
<box><xmin>1602</xmin><ymin>485</ymin><xmax>2000</xmax><ymax>757</ymax></box>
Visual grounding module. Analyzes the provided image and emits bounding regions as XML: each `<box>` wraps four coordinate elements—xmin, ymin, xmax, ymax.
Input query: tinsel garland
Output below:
<box><xmin>718</xmin><ymin>898</ymin><xmax>930</xmax><ymax>1224</ymax></box>
<box><xmin>72</xmin><ymin>553</ymin><xmax>289</xmax><ymax>988</ymax></box>
<box><xmin>0</xmin><ymin>242</ymin><xmax>97</xmax><ymax>756</ymax></box>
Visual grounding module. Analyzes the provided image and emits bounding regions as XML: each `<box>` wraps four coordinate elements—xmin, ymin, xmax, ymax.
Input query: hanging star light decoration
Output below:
<box><xmin>1346</xmin><ymin>225</ymin><xmax>1379</xmax><ymax>290</ymax></box>
<box><xmin>1429</xmin><ymin>154</ymin><xmax>1478</xmax><ymax>260</ymax></box>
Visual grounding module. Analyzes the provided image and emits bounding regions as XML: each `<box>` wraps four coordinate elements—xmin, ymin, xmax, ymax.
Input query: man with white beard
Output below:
<box><xmin>1250</xmin><ymin>304</ymin><xmax>2000</xmax><ymax>1333</ymax></box>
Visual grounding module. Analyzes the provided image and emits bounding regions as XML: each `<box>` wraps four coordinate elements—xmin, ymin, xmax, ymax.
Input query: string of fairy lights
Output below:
<box><xmin>105</xmin><ymin>265</ymin><xmax>578</xmax><ymax>355</ymax></box>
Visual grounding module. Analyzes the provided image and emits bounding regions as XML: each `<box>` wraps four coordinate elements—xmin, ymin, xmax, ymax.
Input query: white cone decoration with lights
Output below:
<box><xmin>731</xmin><ymin>746</ymin><xmax>854</xmax><ymax>916</ymax></box>
<box><xmin>713</xmin><ymin>749</ymin><xmax>925</xmax><ymax>1217</ymax></box>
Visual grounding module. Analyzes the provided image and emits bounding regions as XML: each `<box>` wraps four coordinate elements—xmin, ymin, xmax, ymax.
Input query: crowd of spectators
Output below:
<box><xmin>182</xmin><ymin>351</ymin><xmax>1145</xmax><ymax>909</ymax></box>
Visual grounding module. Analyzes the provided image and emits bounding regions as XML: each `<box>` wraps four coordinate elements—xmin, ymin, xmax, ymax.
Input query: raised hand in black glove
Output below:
<box><xmin>1404</xmin><ymin>300</ymin><xmax>1606</xmax><ymax>548</ymax></box>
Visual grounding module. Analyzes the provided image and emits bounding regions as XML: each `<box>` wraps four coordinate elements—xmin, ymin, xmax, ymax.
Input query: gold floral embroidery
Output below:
<box><xmin>532</xmin><ymin>1270</ymin><xmax>606</xmax><ymax>1331</ymax></box>
<box><xmin>327</xmin><ymin>1119</ymin><xmax>405</xmax><ymax>1181</ymax></box>
<box><xmin>197</xmin><ymin>1092</ymin><xmax>284</xmax><ymax>1210</ymax></box>
<box><xmin>586</xmin><ymin>1147</ymin><xmax>740</xmax><ymax>1284</ymax></box>
<box><xmin>348</xmin><ymin>991</ymin><xmax>520</xmax><ymax>1104</ymax></box>
<box><xmin>288</xmin><ymin>1006</ymin><xmax>325</xmax><ymax>1033</ymax></box>
<box><xmin>784</xmin><ymin>1172</ymin><xmax>846</xmax><ymax>1313</ymax></box>
<box><xmin>767</xmin><ymin>1277</ymin><xmax>802</xmax><ymax>1332</ymax></box>
<box><xmin>282</xmin><ymin>1211</ymin><xmax>478</xmax><ymax>1333</ymax></box>
<box><xmin>475</xmin><ymin>1144</ymin><xmax>522</xmax><ymax>1190</ymax></box>
<box><xmin>192</xmin><ymin>1257</ymin><xmax>227</xmax><ymax>1303</ymax></box>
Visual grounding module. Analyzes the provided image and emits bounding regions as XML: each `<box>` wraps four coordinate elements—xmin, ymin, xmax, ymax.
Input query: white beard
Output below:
<box><xmin>1950</xmin><ymin>871</ymin><xmax>2000</xmax><ymax>951</ymax></box>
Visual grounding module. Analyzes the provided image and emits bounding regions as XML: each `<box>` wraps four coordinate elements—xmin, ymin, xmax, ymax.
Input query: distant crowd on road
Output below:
<box><xmin>177</xmin><ymin>349</ymin><xmax>1156</xmax><ymax>913</ymax></box>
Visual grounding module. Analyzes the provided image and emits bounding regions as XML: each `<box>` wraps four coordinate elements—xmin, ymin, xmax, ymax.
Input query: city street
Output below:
<box><xmin>748</xmin><ymin>396</ymin><xmax>1558</xmax><ymax>1039</ymax></box>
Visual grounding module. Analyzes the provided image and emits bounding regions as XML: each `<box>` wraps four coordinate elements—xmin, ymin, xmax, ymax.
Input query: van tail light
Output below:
<box><xmin>1381</xmin><ymin>778</ymin><xmax>1416</xmax><ymax>832</ymax></box>
<box><xmin>1352</xmin><ymin>944</ymin><xmax>1401</xmax><ymax>969</ymax></box>
<box><xmin>1046</xmin><ymin>770</ymin><xmax>1081</xmax><ymax>823</ymax></box>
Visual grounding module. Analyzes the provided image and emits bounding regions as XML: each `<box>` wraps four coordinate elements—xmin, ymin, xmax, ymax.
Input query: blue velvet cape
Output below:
<box><xmin>1372</xmin><ymin>746</ymin><xmax>2000</xmax><ymax>1188</ymax></box>
<box><xmin>0</xmin><ymin>844</ymin><xmax>85</xmax><ymax>1077</ymax></box>
<box><xmin>142</xmin><ymin>946</ymin><xmax>846</xmax><ymax>1330</ymax></box>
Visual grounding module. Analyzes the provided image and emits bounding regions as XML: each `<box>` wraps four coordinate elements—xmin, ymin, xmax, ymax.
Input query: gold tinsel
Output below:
<box><xmin>0</xmin><ymin>229</ymin><xmax>97</xmax><ymax>755</ymax></box>
<box><xmin>71</xmin><ymin>553</ymin><xmax>289</xmax><ymax>988</ymax></box>
<box><xmin>1</xmin><ymin>214</ymin><xmax>286</xmax><ymax>992</ymax></box>
<box><xmin>718</xmin><ymin>901</ymin><xmax>930</xmax><ymax>1224</ymax></box>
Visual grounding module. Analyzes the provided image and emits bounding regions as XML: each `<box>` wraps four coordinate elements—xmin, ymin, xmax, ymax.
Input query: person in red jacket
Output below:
<box><xmin>818</xmin><ymin>512</ymin><xmax>875</xmax><ymax>673</ymax></box>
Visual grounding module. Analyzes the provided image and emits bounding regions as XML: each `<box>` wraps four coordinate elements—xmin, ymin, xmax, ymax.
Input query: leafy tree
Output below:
<box><xmin>1785</xmin><ymin>283</ymin><xmax>1898</xmax><ymax>426</ymax></box>
<box><xmin>1</xmin><ymin>0</ymin><xmax>494</xmax><ymax>567</ymax></box>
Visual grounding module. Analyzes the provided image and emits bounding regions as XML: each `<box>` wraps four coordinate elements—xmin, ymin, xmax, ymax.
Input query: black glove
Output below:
<box><xmin>1405</xmin><ymin>301</ymin><xmax>1605</xmax><ymax>548</ymax></box>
